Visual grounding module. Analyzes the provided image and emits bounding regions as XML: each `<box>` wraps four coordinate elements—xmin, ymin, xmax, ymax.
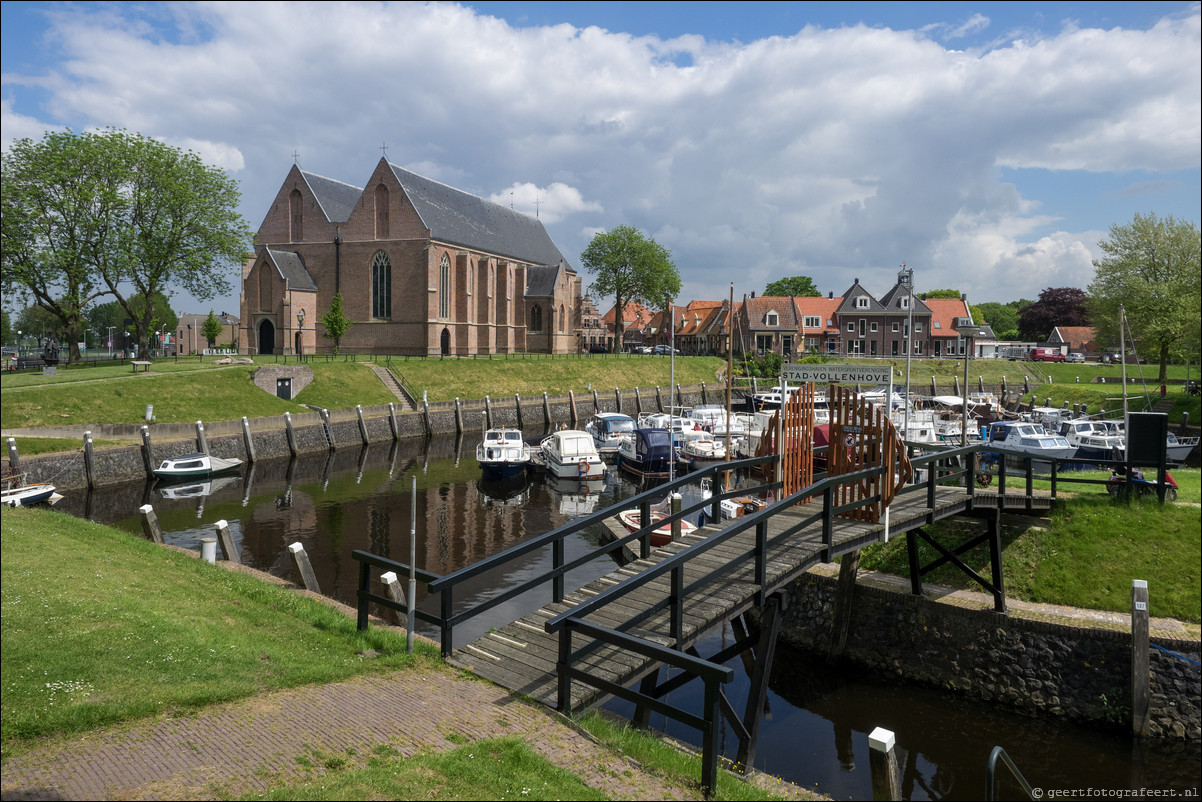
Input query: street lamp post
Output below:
<box><xmin>296</xmin><ymin>308</ymin><xmax>306</xmax><ymax>356</ymax></box>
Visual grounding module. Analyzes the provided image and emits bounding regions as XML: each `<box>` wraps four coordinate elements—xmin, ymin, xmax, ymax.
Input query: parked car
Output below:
<box><xmin>588</xmin><ymin>344</ymin><xmax>608</xmax><ymax>354</ymax></box>
<box><xmin>1066</xmin><ymin>352</ymin><xmax>1085</xmax><ymax>363</ymax></box>
<box><xmin>1028</xmin><ymin>348</ymin><xmax>1065</xmax><ymax>362</ymax></box>
<box><xmin>652</xmin><ymin>345</ymin><xmax>680</xmax><ymax>355</ymax></box>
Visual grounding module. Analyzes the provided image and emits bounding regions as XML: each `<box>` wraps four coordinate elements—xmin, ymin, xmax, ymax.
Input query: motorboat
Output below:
<box><xmin>537</xmin><ymin>429</ymin><xmax>606</xmax><ymax>480</ymax></box>
<box><xmin>747</xmin><ymin>384</ymin><xmax>800</xmax><ymax>412</ymax></box>
<box><xmin>584</xmin><ymin>412</ymin><xmax>637</xmax><ymax>456</ymax></box>
<box><xmin>616</xmin><ymin>427</ymin><xmax>676</xmax><ymax>479</ymax></box>
<box><xmin>636</xmin><ymin>412</ymin><xmax>708</xmax><ymax>448</ymax></box>
<box><xmin>679</xmin><ymin>435</ymin><xmax>728</xmax><ymax>469</ymax></box>
<box><xmin>1057</xmin><ymin>419</ymin><xmax>1124</xmax><ymax>463</ymax></box>
<box><xmin>153</xmin><ymin>452</ymin><xmax>242</xmax><ymax>482</ymax></box>
<box><xmin>687</xmin><ymin>404</ymin><xmax>749</xmax><ymax>438</ymax></box>
<box><xmin>617</xmin><ymin>508</ymin><xmax>697</xmax><ymax>547</ymax></box>
<box><xmin>475</xmin><ymin>427</ymin><xmax>530</xmax><ymax>480</ymax></box>
<box><xmin>1167</xmin><ymin>432</ymin><xmax>1199</xmax><ymax>464</ymax></box>
<box><xmin>983</xmin><ymin>421</ymin><xmax>1077</xmax><ymax>469</ymax></box>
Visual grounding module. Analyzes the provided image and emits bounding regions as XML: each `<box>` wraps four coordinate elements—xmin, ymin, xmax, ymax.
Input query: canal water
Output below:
<box><xmin>57</xmin><ymin>433</ymin><xmax>1199</xmax><ymax>800</ymax></box>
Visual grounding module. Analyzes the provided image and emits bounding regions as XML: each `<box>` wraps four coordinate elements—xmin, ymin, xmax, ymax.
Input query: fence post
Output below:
<box><xmin>1132</xmin><ymin>579</ymin><xmax>1150</xmax><ymax>737</ymax></box>
<box><xmin>288</xmin><ymin>542</ymin><xmax>321</xmax><ymax>594</ymax></box>
<box><xmin>82</xmin><ymin>431</ymin><xmax>97</xmax><ymax>490</ymax></box>
<box><xmin>6</xmin><ymin>438</ymin><xmax>19</xmax><ymax>471</ymax></box>
<box><xmin>241</xmin><ymin>417</ymin><xmax>256</xmax><ymax>463</ymax></box>
<box><xmin>868</xmin><ymin>727</ymin><xmax>901</xmax><ymax>801</ymax></box>
<box><xmin>195</xmin><ymin>420</ymin><xmax>209</xmax><ymax>455</ymax></box>
<box><xmin>215</xmin><ymin>519</ymin><xmax>240</xmax><ymax>564</ymax></box>
<box><xmin>139</xmin><ymin>504</ymin><xmax>164</xmax><ymax>544</ymax></box>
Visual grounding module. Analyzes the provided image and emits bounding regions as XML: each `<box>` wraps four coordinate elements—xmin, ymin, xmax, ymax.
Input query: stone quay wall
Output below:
<box><xmin>768</xmin><ymin>571</ymin><xmax>1201</xmax><ymax>741</ymax></box>
<box><xmin>6</xmin><ymin>383</ymin><xmax>719</xmax><ymax>492</ymax></box>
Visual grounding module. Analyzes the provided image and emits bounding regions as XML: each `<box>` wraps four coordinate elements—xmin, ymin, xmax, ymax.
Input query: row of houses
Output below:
<box><xmin>595</xmin><ymin>269</ymin><xmax>987</xmax><ymax>360</ymax></box>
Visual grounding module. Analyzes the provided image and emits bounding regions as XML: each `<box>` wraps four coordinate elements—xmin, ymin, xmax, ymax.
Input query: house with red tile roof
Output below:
<box><xmin>1048</xmin><ymin>326</ymin><xmax>1099</xmax><ymax>357</ymax></box>
<box><xmin>601</xmin><ymin>301</ymin><xmax>654</xmax><ymax>350</ymax></box>
<box><xmin>793</xmin><ymin>296</ymin><xmax>842</xmax><ymax>355</ymax></box>
<box><xmin>924</xmin><ymin>298</ymin><xmax>975</xmax><ymax>358</ymax></box>
<box><xmin>735</xmin><ymin>294</ymin><xmax>802</xmax><ymax>358</ymax></box>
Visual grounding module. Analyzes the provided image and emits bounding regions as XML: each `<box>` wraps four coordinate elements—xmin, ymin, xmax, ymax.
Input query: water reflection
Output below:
<box><xmin>49</xmin><ymin>433</ymin><xmax>1199</xmax><ymax>800</ymax></box>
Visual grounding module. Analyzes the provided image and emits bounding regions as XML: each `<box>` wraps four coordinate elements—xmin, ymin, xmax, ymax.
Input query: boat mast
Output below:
<box><xmin>669</xmin><ymin>304</ymin><xmax>676</xmax><ymax>482</ymax></box>
<box><xmin>1120</xmin><ymin>303</ymin><xmax>1128</xmax><ymax>461</ymax></box>
<box><xmin>903</xmin><ymin>264</ymin><xmax>913</xmax><ymax>438</ymax></box>
<box><xmin>725</xmin><ymin>284</ymin><xmax>734</xmax><ymax>489</ymax></box>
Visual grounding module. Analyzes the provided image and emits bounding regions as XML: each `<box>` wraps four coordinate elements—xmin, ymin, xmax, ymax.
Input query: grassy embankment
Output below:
<box><xmin>0</xmin><ymin>507</ymin><xmax>794</xmax><ymax>801</ymax></box>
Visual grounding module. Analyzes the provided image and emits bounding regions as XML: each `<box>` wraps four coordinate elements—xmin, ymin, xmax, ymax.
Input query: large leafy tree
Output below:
<box><xmin>1017</xmin><ymin>287</ymin><xmax>1088</xmax><ymax>342</ymax></box>
<box><xmin>1088</xmin><ymin>212</ymin><xmax>1201</xmax><ymax>382</ymax></box>
<box><xmin>580</xmin><ymin>226</ymin><xmax>680</xmax><ymax>351</ymax></box>
<box><xmin>764</xmin><ymin>276</ymin><xmax>820</xmax><ymax>297</ymax></box>
<box><xmin>917</xmin><ymin>288</ymin><xmax>962</xmax><ymax>300</ymax></box>
<box><xmin>2</xmin><ymin>128</ymin><xmax>250</xmax><ymax>362</ymax></box>
<box><xmin>974</xmin><ymin>302</ymin><xmax>1020</xmax><ymax>340</ymax></box>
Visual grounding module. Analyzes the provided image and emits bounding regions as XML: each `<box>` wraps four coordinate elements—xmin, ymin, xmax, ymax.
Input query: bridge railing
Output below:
<box><xmin>352</xmin><ymin>454</ymin><xmax>779</xmax><ymax>655</ymax></box>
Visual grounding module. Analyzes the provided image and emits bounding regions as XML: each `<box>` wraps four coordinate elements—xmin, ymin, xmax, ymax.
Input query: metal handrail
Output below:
<box><xmin>985</xmin><ymin>745</ymin><xmax>1035</xmax><ymax>801</ymax></box>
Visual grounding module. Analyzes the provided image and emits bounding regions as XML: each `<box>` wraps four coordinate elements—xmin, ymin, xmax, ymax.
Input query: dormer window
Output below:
<box><xmin>803</xmin><ymin>316</ymin><xmax>820</xmax><ymax>328</ymax></box>
<box><xmin>856</xmin><ymin>297</ymin><xmax>869</xmax><ymax>309</ymax></box>
<box><xmin>766</xmin><ymin>311</ymin><xmax>778</xmax><ymax>326</ymax></box>
<box><xmin>901</xmin><ymin>297</ymin><xmax>909</xmax><ymax>309</ymax></box>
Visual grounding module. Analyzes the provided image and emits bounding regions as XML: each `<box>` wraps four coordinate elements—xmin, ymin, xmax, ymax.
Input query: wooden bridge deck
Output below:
<box><xmin>447</xmin><ymin>484</ymin><xmax>1051</xmax><ymax>712</ymax></box>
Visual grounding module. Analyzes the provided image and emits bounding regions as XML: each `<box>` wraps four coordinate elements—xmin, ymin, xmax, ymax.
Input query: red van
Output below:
<box><xmin>1028</xmin><ymin>348</ymin><xmax>1065</xmax><ymax>362</ymax></box>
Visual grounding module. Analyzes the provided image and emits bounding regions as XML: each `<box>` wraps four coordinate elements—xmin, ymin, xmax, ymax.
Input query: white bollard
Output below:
<box><xmin>200</xmin><ymin>537</ymin><xmax>217</xmax><ymax>564</ymax></box>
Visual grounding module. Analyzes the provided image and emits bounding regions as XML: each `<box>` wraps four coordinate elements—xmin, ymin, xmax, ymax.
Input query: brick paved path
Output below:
<box><xmin>0</xmin><ymin>667</ymin><xmax>695</xmax><ymax>801</ymax></box>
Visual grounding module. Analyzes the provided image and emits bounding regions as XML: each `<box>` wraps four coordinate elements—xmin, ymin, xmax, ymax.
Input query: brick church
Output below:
<box><xmin>240</xmin><ymin>158</ymin><xmax>583</xmax><ymax>356</ymax></box>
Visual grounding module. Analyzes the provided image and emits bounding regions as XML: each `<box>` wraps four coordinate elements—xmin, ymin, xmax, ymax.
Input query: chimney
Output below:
<box><xmin>751</xmin><ymin>290</ymin><xmax>756</xmax><ymax>298</ymax></box>
<box><xmin>828</xmin><ymin>292</ymin><xmax>833</xmax><ymax>299</ymax></box>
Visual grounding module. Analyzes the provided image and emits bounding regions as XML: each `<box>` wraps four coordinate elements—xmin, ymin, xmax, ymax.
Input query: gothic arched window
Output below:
<box><xmin>372</xmin><ymin>252</ymin><xmax>392</xmax><ymax>319</ymax></box>
<box><xmin>440</xmin><ymin>254</ymin><xmax>451</xmax><ymax>318</ymax></box>
<box><xmin>530</xmin><ymin>306</ymin><xmax>542</xmax><ymax>332</ymax></box>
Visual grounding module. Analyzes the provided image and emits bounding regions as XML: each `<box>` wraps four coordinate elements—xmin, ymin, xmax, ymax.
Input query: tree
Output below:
<box><xmin>1</xmin><ymin>128</ymin><xmax>250</xmax><ymax>362</ymax></box>
<box><xmin>1088</xmin><ymin>212</ymin><xmax>1201</xmax><ymax>383</ymax></box>
<box><xmin>1017</xmin><ymin>287</ymin><xmax>1088</xmax><ymax>342</ymax></box>
<box><xmin>201</xmin><ymin>310</ymin><xmax>224</xmax><ymax>349</ymax></box>
<box><xmin>580</xmin><ymin>226</ymin><xmax>680</xmax><ymax>352</ymax></box>
<box><xmin>321</xmin><ymin>292</ymin><xmax>352</xmax><ymax>355</ymax></box>
<box><xmin>917</xmin><ymin>288</ymin><xmax>962</xmax><ymax>300</ymax></box>
<box><xmin>974</xmin><ymin>302</ymin><xmax>1019</xmax><ymax>340</ymax></box>
<box><xmin>764</xmin><ymin>276</ymin><xmax>820</xmax><ymax>297</ymax></box>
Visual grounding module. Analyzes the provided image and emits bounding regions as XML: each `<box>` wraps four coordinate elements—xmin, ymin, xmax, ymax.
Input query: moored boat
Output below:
<box><xmin>476</xmin><ymin>427</ymin><xmax>531</xmax><ymax>480</ymax></box>
<box><xmin>616</xmin><ymin>427</ymin><xmax>675</xmax><ymax>479</ymax></box>
<box><xmin>617</xmin><ymin>508</ymin><xmax>698</xmax><ymax>547</ymax></box>
<box><xmin>584</xmin><ymin>412</ymin><xmax>637</xmax><ymax>456</ymax></box>
<box><xmin>153</xmin><ymin>452</ymin><xmax>242</xmax><ymax>482</ymax></box>
<box><xmin>538</xmin><ymin>429</ymin><xmax>606</xmax><ymax>480</ymax></box>
<box><xmin>1</xmin><ymin>481</ymin><xmax>58</xmax><ymax>508</ymax></box>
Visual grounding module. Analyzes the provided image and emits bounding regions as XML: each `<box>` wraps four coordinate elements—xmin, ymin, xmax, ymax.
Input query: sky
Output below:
<box><xmin>2</xmin><ymin>1</ymin><xmax>1199</xmax><ymax>320</ymax></box>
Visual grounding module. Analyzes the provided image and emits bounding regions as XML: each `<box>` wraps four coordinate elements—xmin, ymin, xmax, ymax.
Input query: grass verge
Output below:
<box><xmin>860</xmin><ymin>494</ymin><xmax>1201</xmax><ymax>623</ymax></box>
<box><xmin>0</xmin><ymin>507</ymin><xmax>439</xmax><ymax>758</ymax></box>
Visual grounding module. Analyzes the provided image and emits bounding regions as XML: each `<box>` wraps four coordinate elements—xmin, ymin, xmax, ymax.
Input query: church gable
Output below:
<box><xmin>257</xmin><ymin>164</ymin><xmax>362</xmax><ymax>246</ymax></box>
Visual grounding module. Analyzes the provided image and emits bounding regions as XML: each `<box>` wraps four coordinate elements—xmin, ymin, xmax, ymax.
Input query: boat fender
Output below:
<box><xmin>579</xmin><ymin>459</ymin><xmax>589</xmax><ymax>476</ymax></box>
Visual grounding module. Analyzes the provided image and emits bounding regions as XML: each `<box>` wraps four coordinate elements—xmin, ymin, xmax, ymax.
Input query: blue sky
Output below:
<box><xmin>2</xmin><ymin>1</ymin><xmax>1199</xmax><ymax>318</ymax></box>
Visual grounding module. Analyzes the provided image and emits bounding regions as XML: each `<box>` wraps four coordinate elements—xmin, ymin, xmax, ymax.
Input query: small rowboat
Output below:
<box><xmin>617</xmin><ymin>509</ymin><xmax>697</xmax><ymax>547</ymax></box>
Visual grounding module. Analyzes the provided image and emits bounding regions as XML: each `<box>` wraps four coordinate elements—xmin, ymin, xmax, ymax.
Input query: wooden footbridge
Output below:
<box><xmin>353</xmin><ymin>388</ymin><xmax>1058</xmax><ymax>793</ymax></box>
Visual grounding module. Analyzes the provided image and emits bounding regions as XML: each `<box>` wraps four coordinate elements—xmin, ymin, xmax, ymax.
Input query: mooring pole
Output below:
<box><xmin>408</xmin><ymin>475</ymin><xmax>417</xmax><ymax>654</ymax></box>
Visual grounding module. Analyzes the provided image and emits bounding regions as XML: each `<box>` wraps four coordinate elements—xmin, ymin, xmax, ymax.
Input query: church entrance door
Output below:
<box><xmin>259</xmin><ymin>319</ymin><xmax>276</xmax><ymax>355</ymax></box>
<box><xmin>440</xmin><ymin>328</ymin><xmax>450</xmax><ymax>356</ymax></box>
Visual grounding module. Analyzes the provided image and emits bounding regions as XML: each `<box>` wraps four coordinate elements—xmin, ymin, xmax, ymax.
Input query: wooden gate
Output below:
<box><xmin>828</xmin><ymin>385</ymin><xmax>911</xmax><ymax>522</ymax></box>
<box><xmin>756</xmin><ymin>384</ymin><xmax>816</xmax><ymax>499</ymax></box>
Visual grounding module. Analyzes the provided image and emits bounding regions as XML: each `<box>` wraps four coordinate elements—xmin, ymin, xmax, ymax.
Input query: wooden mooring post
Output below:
<box><xmin>1132</xmin><ymin>579</ymin><xmax>1150</xmax><ymax>737</ymax></box>
<box><xmin>288</xmin><ymin>542</ymin><xmax>321</xmax><ymax>594</ymax></box>
<box><xmin>388</xmin><ymin>403</ymin><xmax>400</xmax><ymax>441</ymax></box>
<box><xmin>214</xmin><ymin>519</ymin><xmax>240</xmax><ymax>564</ymax></box>
<box><xmin>140</xmin><ymin>426</ymin><xmax>156</xmax><ymax>479</ymax></box>
<box><xmin>567</xmin><ymin>390</ymin><xmax>577</xmax><ymax>425</ymax></box>
<box><xmin>380</xmin><ymin>570</ymin><xmax>407</xmax><ymax>627</ymax></box>
<box><xmin>82</xmin><ymin>431</ymin><xmax>97</xmax><ymax>490</ymax></box>
<box><xmin>6</xmin><ymin>437</ymin><xmax>19</xmax><ymax>471</ymax></box>
<box><xmin>356</xmin><ymin>405</ymin><xmax>369</xmax><ymax>445</ymax></box>
<box><xmin>139</xmin><ymin>504</ymin><xmax>164</xmax><ymax>544</ymax></box>
<box><xmin>828</xmin><ymin>549</ymin><xmax>861</xmax><ymax>661</ymax></box>
<box><xmin>195</xmin><ymin>420</ymin><xmax>209</xmax><ymax>455</ymax></box>
<box><xmin>284</xmin><ymin>412</ymin><xmax>298</xmax><ymax>457</ymax></box>
<box><xmin>514</xmin><ymin>393</ymin><xmax>523</xmax><ymax>429</ymax></box>
<box><xmin>868</xmin><ymin>727</ymin><xmax>902</xmax><ymax>801</ymax></box>
<box><xmin>241</xmin><ymin>417</ymin><xmax>257</xmax><ymax>463</ymax></box>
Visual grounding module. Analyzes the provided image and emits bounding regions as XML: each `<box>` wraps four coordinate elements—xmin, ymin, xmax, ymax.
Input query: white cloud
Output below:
<box><xmin>2</xmin><ymin>2</ymin><xmax>1197</xmax><ymax>314</ymax></box>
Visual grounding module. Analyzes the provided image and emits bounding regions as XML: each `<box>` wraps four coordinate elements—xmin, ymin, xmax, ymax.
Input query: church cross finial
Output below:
<box><xmin>380</xmin><ymin>141</ymin><xmax>389</xmax><ymax>158</ymax></box>
<box><xmin>292</xmin><ymin>150</ymin><xmax>300</xmax><ymax>164</ymax></box>
<box><xmin>534</xmin><ymin>195</ymin><xmax>541</xmax><ymax>219</ymax></box>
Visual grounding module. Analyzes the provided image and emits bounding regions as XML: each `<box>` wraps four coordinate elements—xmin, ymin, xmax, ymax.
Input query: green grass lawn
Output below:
<box><xmin>860</xmin><ymin>493</ymin><xmax>1202</xmax><ymax>623</ymax></box>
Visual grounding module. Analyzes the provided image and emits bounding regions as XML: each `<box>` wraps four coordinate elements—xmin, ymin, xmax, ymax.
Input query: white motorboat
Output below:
<box><xmin>476</xmin><ymin>427</ymin><xmax>531</xmax><ymax>480</ymax></box>
<box><xmin>679</xmin><ymin>435</ymin><xmax>728</xmax><ymax>469</ymax></box>
<box><xmin>1</xmin><ymin>480</ymin><xmax>58</xmax><ymax>508</ymax></box>
<box><xmin>153</xmin><ymin>452</ymin><xmax>242</xmax><ymax>482</ymax></box>
<box><xmin>584</xmin><ymin>412</ymin><xmax>636</xmax><ymax>456</ymax></box>
<box><xmin>636</xmin><ymin>412</ymin><xmax>708</xmax><ymax>448</ymax></box>
<box><xmin>538</xmin><ymin>429</ymin><xmax>606</xmax><ymax>480</ymax></box>
<box><xmin>1057</xmin><ymin>419</ymin><xmax>1124</xmax><ymax>463</ymax></box>
<box><xmin>983</xmin><ymin>421</ymin><xmax>1077</xmax><ymax>468</ymax></box>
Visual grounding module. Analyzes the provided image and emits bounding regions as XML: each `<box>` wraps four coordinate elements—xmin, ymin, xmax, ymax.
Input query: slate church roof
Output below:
<box><xmin>386</xmin><ymin>162</ymin><xmax>570</xmax><ymax>270</ymax></box>
<box><xmin>264</xmin><ymin>248</ymin><xmax>317</xmax><ymax>292</ymax></box>
<box><xmin>299</xmin><ymin>170</ymin><xmax>361</xmax><ymax>224</ymax></box>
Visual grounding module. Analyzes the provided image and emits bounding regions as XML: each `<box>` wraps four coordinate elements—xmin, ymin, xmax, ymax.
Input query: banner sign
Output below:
<box><xmin>780</xmin><ymin>364</ymin><xmax>892</xmax><ymax>384</ymax></box>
